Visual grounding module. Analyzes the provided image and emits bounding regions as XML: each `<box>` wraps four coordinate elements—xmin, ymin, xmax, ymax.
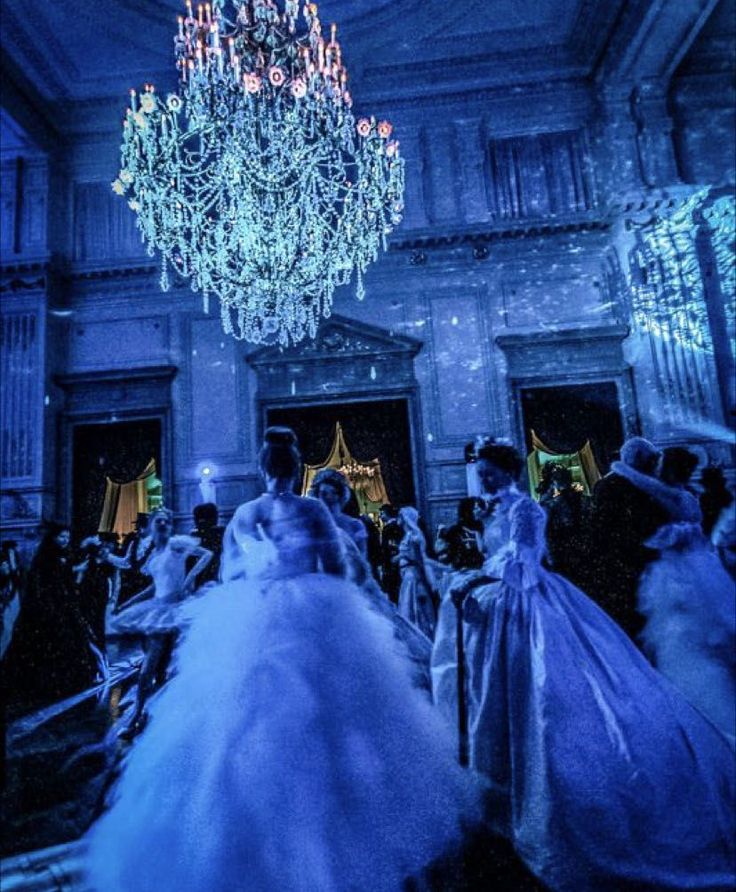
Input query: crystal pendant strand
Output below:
<box><xmin>112</xmin><ymin>0</ymin><xmax>405</xmax><ymax>346</ymax></box>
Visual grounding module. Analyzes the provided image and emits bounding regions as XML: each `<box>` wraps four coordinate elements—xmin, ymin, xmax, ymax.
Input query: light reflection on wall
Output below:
<box><xmin>627</xmin><ymin>189</ymin><xmax>735</xmax><ymax>428</ymax></box>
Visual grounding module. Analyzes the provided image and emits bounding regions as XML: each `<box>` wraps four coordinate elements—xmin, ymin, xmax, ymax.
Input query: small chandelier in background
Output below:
<box><xmin>112</xmin><ymin>0</ymin><xmax>405</xmax><ymax>345</ymax></box>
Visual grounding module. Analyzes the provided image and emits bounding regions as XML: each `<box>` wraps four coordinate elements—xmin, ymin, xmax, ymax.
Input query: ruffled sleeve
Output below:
<box><xmin>168</xmin><ymin>534</ymin><xmax>202</xmax><ymax>556</ymax></box>
<box><xmin>484</xmin><ymin>497</ymin><xmax>548</xmax><ymax>592</ymax></box>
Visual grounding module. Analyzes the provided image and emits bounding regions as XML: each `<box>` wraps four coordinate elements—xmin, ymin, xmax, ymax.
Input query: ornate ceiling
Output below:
<box><xmin>0</xmin><ymin>0</ymin><xmax>728</xmax><ymax>140</ymax></box>
<box><xmin>0</xmin><ymin>0</ymin><xmax>624</xmax><ymax>103</ymax></box>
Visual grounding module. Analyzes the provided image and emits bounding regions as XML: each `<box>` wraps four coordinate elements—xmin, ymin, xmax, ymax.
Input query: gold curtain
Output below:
<box><xmin>302</xmin><ymin>422</ymin><xmax>389</xmax><ymax>511</ymax></box>
<box><xmin>526</xmin><ymin>430</ymin><xmax>601</xmax><ymax>499</ymax></box>
<box><xmin>98</xmin><ymin>458</ymin><xmax>157</xmax><ymax>537</ymax></box>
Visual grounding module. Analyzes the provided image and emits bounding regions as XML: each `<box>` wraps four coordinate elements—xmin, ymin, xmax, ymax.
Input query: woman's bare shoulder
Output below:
<box><xmin>230</xmin><ymin>497</ymin><xmax>268</xmax><ymax>530</ymax></box>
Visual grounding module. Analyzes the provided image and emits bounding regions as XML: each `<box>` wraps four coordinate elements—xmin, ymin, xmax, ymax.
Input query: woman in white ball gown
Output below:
<box><xmin>108</xmin><ymin>506</ymin><xmax>212</xmax><ymax>731</ymax></box>
<box><xmin>612</xmin><ymin>446</ymin><xmax>736</xmax><ymax>738</ymax></box>
<box><xmin>86</xmin><ymin>428</ymin><xmax>480</xmax><ymax>892</ymax></box>
<box><xmin>397</xmin><ymin>506</ymin><xmax>438</xmax><ymax>639</ymax></box>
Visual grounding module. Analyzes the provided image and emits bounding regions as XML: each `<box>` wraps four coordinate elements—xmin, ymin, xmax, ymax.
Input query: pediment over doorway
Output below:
<box><xmin>247</xmin><ymin>316</ymin><xmax>422</xmax><ymax>403</ymax></box>
<box><xmin>247</xmin><ymin>315</ymin><xmax>422</xmax><ymax>369</ymax></box>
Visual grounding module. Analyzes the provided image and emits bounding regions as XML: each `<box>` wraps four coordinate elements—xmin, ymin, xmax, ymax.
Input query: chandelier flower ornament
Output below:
<box><xmin>112</xmin><ymin>0</ymin><xmax>405</xmax><ymax>345</ymax></box>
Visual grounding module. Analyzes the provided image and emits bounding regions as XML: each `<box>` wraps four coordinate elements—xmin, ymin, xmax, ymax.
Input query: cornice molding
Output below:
<box><xmin>496</xmin><ymin>323</ymin><xmax>629</xmax><ymax>351</ymax></box>
<box><xmin>389</xmin><ymin>216</ymin><xmax>612</xmax><ymax>252</ymax></box>
<box><xmin>54</xmin><ymin>364</ymin><xmax>178</xmax><ymax>391</ymax></box>
<box><xmin>0</xmin><ymin>260</ymin><xmax>51</xmax><ymax>294</ymax></box>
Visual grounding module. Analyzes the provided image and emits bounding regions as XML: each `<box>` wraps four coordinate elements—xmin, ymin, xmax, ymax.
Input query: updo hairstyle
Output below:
<box><xmin>259</xmin><ymin>427</ymin><xmax>301</xmax><ymax>480</ymax></box>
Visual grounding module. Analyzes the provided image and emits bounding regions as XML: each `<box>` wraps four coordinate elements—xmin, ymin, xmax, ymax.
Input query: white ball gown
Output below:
<box><xmin>460</xmin><ymin>495</ymin><xmax>735</xmax><ymax>892</ymax></box>
<box><xmin>604</xmin><ymin>460</ymin><xmax>736</xmax><ymax>739</ymax></box>
<box><xmin>108</xmin><ymin>535</ymin><xmax>204</xmax><ymax>635</ymax></box>
<box><xmin>86</xmin><ymin>513</ymin><xmax>479</xmax><ymax>892</ymax></box>
<box><xmin>638</xmin><ymin>521</ymin><xmax>736</xmax><ymax>738</ymax></box>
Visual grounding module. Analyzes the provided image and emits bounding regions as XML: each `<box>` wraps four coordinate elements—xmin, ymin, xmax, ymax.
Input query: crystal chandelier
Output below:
<box><xmin>112</xmin><ymin>0</ymin><xmax>405</xmax><ymax>345</ymax></box>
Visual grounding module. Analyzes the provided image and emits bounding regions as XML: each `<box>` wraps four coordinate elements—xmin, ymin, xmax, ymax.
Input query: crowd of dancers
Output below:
<box><xmin>1</xmin><ymin>428</ymin><xmax>734</xmax><ymax>891</ymax></box>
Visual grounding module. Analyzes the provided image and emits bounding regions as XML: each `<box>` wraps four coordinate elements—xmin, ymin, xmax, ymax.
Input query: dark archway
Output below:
<box><xmin>267</xmin><ymin>399</ymin><xmax>415</xmax><ymax>508</ymax></box>
<box><xmin>72</xmin><ymin>420</ymin><xmax>161</xmax><ymax>537</ymax></box>
<box><xmin>520</xmin><ymin>382</ymin><xmax>624</xmax><ymax>472</ymax></box>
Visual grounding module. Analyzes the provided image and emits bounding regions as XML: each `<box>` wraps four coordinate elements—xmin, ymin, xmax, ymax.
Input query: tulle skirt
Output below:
<box><xmin>86</xmin><ymin>572</ymin><xmax>480</xmax><ymax>892</ymax></box>
<box><xmin>107</xmin><ymin>587</ymin><xmax>215</xmax><ymax>636</ymax></box>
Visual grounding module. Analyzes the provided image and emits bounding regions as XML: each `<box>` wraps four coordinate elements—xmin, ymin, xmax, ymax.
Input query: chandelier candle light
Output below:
<box><xmin>113</xmin><ymin>0</ymin><xmax>405</xmax><ymax>345</ymax></box>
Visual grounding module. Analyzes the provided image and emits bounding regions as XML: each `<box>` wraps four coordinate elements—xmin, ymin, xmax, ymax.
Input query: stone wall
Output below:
<box><xmin>1</xmin><ymin>3</ymin><xmax>734</xmax><ymax>538</ymax></box>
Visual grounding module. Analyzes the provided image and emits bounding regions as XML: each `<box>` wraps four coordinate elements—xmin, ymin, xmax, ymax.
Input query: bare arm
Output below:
<box><xmin>105</xmin><ymin>539</ymin><xmax>136</xmax><ymax>570</ymax></box>
<box><xmin>220</xmin><ymin>502</ymin><xmax>258</xmax><ymax>582</ymax></box>
<box><xmin>182</xmin><ymin>545</ymin><xmax>212</xmax><ymax>591</ymax></box>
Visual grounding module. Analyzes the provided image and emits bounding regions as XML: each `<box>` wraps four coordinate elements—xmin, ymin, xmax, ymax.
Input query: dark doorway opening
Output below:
<box><xmin>73</xmin><ymin>419</ymin><xmax>162</xmax><ymax>537</ymax></box>
<box><xmin>520</xmin><ymin>382</ymin><xmax>624</xmax><ymax>473</ymax></box>
<box><xmin>267</xmin><ymin>399</ymin><xmax>416</xmax><ymax>508</ymax></box>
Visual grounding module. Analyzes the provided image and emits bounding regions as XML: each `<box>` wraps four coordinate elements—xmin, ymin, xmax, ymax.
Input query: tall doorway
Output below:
<box><xmin>72</xmin><ymin>419</ymin><xmax>162</xmax><ymax>538</ymax></box>
<box><xmin>267</xmin><ymin>399</ymin><xmax>416</xmax><ymax>508</ymax></box>
<box><xmin>520</xmin><ymin>382</ymin><xmax>624</xmax><ymax>473</ymax></box>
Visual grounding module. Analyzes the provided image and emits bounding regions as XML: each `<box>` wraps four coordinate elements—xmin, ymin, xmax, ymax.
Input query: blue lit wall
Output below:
<box><xmin>1</xmin><ymin>0</ymin><xmax>734</xmax><ymax>540</ymax></box>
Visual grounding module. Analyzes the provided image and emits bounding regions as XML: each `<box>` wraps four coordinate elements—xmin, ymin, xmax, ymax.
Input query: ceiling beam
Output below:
<box><xmin>0</xmin><ymin>54</ymin><xmax>59</xmax><ymax>153</ymax></box>
<box><xmin>593</xmin><ymin>0</ymin><xmax>720</xmax><ymax>94</ymax></box>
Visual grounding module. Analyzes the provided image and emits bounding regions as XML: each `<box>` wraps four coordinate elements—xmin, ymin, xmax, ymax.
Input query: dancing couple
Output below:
<box><xmin>87</xmin><ymin>428</ymin><xmax>735</xmax><ymax>892</ymax></box>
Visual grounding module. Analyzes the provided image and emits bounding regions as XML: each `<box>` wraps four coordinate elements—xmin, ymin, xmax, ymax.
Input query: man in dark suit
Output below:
<box><xmin>111</xmin><ymin>512</ymin><xmax>153</xmax><ymax>608</ymax></box>
<box><xmin>586</xmin><ymin>438</ymin><xmax>669</xmax><ymax>641</ymax></box>
<box><xmin>379</xmin><ymin>504</ymin><xmax>402</xmax><ymax>605</ymax></box>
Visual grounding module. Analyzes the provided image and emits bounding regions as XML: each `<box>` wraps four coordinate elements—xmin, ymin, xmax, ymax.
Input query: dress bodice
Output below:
<box><xmin>398</xmin><ymin>534</ymin><xmax>422</xmax><ymax>566</ymax></box>
<box><xmin>144</xmin><ymin>536</ymin><xmax>200</xmax><ymax>599</ymax></box>
<box><xmin>484</xmin><ymin>496</ymin><xmax>548</xmax><ymax>588</ymax></box>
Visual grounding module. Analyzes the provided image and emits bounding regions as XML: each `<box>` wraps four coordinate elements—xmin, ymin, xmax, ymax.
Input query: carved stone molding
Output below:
<box><xmin>0</xmin><ymin>261</ymin><xmax>49</xmax><ymax>294</ymax></box>
<box><xmin>496</xmin><ymin>323</ymin><xmax>630</xmax><ymax>380</ymax></box>
<box><xmin>390</xmin><ymin>215</ymin><xmax>611</xmax><ymax>254</ymax></box>
<box><xmin>54</xmin><ymin>365</ymin><xmax>178</xmax><ymax>415</ymax></box>
<box><xmin>248</xmin><ymin>315</ymin><xmax>421</xmax><ymax>368</ymax></box>
<box><xmin>248</xmin><ymin>315</ymin><xmax>422</xmax><ymax>402</ymax></box>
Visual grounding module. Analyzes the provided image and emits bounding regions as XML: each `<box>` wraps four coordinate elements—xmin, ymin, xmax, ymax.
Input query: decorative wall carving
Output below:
<box><xmin>55</xmin><ymin>365</ymin><xmax>178</xmax><ymax>414</ymax></box>
<box><xmin>0</xmin><ymin>311</ymin><xmax>42</xmax><ymax>481</ymax></box>
<box><xmin>248</xmin><ymin>316</ymin><xmax>422</xmax><ymax>403</ymax></box>
<box><xmin>487</xmin><ymin>129</ymin><xmax>596</xmax><ymax>220</ymax></box>
<box><xmin>496</xmin><ymin>324</ymin><xmax>629</xmax><ymax>380</ymax></box>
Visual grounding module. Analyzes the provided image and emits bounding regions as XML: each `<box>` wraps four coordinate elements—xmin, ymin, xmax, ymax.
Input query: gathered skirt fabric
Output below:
<box><xmin>463</xmin><ymin>561</ymin><xmax>736</xmax><ymax>892</ymax></box>
<box><xmin>87</xmin><ymin>571</ymin><xmax>480</xmax><ymax>892</ymax></box>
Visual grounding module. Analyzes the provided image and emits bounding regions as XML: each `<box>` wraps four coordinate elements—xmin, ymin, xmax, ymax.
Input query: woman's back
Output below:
<box><xmin>223</xmin><ymin>493</ymin><xmax>345</xmax><ymax>580</ymax></box>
